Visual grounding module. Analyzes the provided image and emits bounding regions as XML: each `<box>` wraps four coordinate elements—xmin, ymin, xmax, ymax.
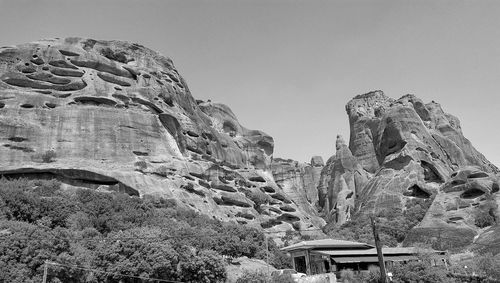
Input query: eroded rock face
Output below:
<box><xmin>271</xmin><ymin>157</ymin><xmax>326</xmax><ymax>228</ymax></box>
<box><xmin>320</xmin><ymin>91</ymin><xmax>498</xmax><ymax>231</ymax></box>
<box><xmin>348</xmin><ymin>92</ymin><xmax>498</xmax><ymax>216</ymax></box>
<box><xmin>346</xmin><ymin>91</ymin><xmax>393</xmax><ymax>173</ymax></box>
<box><xmin>406</xmin><ymin>167</ymin><xmax>500</xmax><ymax>250</ymax></box>
<box><xmin>318</xmin><ymin>135</ymin><xmax>371</xmax><ymax>225</ymax></box>
<box><xmin>0</xmin><ymin>38</ymin><xmax>322</xmax><ymax>235</ymax></box>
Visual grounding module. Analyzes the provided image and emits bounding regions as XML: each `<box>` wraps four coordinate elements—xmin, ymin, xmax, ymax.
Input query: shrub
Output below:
<box><xmin>391</xmin><ymin>261</ymin><xmax>454</xmax><ymax>283</ymax></box>
<box><xmin>359</xmin><ymin>265</ymin><xmax>380</xmax><ymax>283</ymax></box>
<box><xmin>474</xmin><ymin>202</ymin><xmax>497</xmax><ymax>228</ymax></box>
<box><xmin>42</xmin><ymin>149</ymin><xmax>57</xmax><ymax>162</ymax></box>
<box><xmin>100</xmin><ymin>47</ymin><xmax>128</xmax><ymax>63</ymax></box>
<box><xmin>134</xmin><ymin>160</ymin><xmax>148</xmax><ymax>171</ymax></box>
<box><xmin>475</xmin><ymin>253</ymin><xmax>500</xmax><ymax>279</ymax></box>
<box><xmin>243</xmin><ymin>189</ymin><xmax>272</xmax><ymax>209</ymax></box>
<box><xmin>236</xmin><ymin>269</ymin><xmax>270</xmax><ymax>283</ymax></box>
<box><xmin>154</xmin><ymin>165</ymin><xmax>169</xmax><ymax>177</ymax></box>
<box><xmin>31</xmin><ymin>150</ymin><xmax>57</xmax><ymax>163</ymax></box>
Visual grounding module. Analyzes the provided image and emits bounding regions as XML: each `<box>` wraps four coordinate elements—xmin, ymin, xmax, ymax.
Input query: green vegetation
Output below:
<box><xmin>391</xmin><ymin>261</ymin><xmax>454</xmax><ymax>283</ymax></box>
<box><xmin>100</xmin><ymin>47</ymin><xmax>129</xmax><ymax>63</ymax></box>
<box><xmin>474</xmin><ymin>202</ymin><xmax>497</xmax><ymax>228</ymax></box>
<box><xmin>325</xmin><ymin>198</ymin><xmax>432</xmax><ymax>246</ymax></box>
<box><xmin>30</xmin><ymin>149</ymin><xmax>57</xmax><ymax>163</ymax></box>
<box><xmin>0</xmin><ymin>178</ymin><xmax>290</xmax><ymax>282</ymax></box>
<box><xmin>134</xmin><ymin>160</ymin><xmax>148</xmax><ymax>171</ymax></box>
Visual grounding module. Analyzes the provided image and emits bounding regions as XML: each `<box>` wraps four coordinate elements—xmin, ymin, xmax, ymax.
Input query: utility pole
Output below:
<box><xmin>265</xmin><ymin>236</ymin><xmax>270</xmax><ymax>276</ymax></box>
<box><xmin>370</xmin><ymin>215</ymin><xmax>388</xmax><ymax>283</ymax></box>
<box><xmin>42</xmin><ymin>260</ymin><xmax>49</xmax><ymax>283</ymax></box>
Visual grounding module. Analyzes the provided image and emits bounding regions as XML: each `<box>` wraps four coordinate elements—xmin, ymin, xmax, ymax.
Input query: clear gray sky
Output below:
<box><xmin>0</xmin><ymin>0</ymin><xmax>499</xmax><ymax>166</ymax></box>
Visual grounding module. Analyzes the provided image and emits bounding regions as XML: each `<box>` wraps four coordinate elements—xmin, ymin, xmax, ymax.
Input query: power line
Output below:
<box><xmin>45</xmin><ymin>261</ymin><xmax>184</xmax><ymax>283</ymax></box>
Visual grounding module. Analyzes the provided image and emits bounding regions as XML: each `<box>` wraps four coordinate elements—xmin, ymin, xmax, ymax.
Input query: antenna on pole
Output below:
<box><xmin>370</xmin><ymin>215</ymin><xmax>388</xmax><ymax>283</ymax></box>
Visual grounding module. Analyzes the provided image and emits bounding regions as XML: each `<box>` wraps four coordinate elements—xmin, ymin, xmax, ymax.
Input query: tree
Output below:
<box><xmin>391</xmin><ymin>261</ymin><xmax>453</xmax><ymax>283</ymax></box>
<box><xmin>475</xmin><ymin>253</ymin><xmax>500</xmax><ymax>280</ymax></box>
<box><xmin>0</xmin><ymin>221</ymin><xmax>72</xmax><ymax>282</ymax></box>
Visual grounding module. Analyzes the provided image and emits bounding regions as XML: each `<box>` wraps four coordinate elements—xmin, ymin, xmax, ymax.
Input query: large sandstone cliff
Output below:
<box><xmin>0</xmin><ymin>38</ymin><xmax>323</xmax><ymax>236</ymax></box>
<box><xmin>319</xmin><ymin>90</ymin><xmax>499</xmax><ymax>250</ymax></box>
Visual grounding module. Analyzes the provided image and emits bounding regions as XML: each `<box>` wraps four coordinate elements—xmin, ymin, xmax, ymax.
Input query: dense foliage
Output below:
<box><xmin>0</xmin><ymin>178</ymin><xmax>290</xmax><ymax>282</ymax></box>
<box><xmin>324</xmin><ymin>198</ymin><xmax>432</xmax><ymax>246</ymax></box>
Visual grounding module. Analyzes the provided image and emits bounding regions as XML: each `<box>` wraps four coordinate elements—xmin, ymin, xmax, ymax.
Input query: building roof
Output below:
<box><xmin>329</xmin><ymin>255</ymin><xmax>418</xmax><ymax>263</ymax></box>
<box><xmin>310</xmin><ymin>247</ymin><xmax>420</xmax><ymax>257</ymax></box>
<box><xmin>281</xmin><ymin>239</ymin><xmax>374</xmax><ymax>252</ymax></box>
<box><xmin>311</xmin><ymin>247</ymin><xmax>447</xmax><ymax>262</ymax></box>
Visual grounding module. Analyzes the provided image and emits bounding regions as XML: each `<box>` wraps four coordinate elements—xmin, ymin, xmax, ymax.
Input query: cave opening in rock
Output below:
<box><xmin>468</xmin><ymin>172</ymin><xmax>489</xmax><ymax>179</ymax></box>
<box><xmin>421</xmin><ymin>161</ymin><xmax>444</xmax><ymax>183</ymax></box>
<box><xmin>460</xmin><ymin>188</ymin><xmax>485</xmax><ymax>199</ymax></box>
<box><xmin>404</xmin><ymin>184</ymin><xmax>431</xmax><ymax>199</ymax></box>
<box><xmin>0</xmin><ymin>170</ymin><xmax>139</xmax><ymax>197</ymax></box>
<box><xmin>492</xmin><ymin>183</ymin><xmax>499</xmax><ymax>194</ymax></box>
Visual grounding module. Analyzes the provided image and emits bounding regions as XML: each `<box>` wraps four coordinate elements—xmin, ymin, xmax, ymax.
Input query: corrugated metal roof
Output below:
<box><xmin>281</xmin><ymin>239</ymin><xmax>374</xmax><ymax>252</ymax></box>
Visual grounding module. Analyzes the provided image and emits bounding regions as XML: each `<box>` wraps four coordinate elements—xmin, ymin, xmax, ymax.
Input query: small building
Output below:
<box><xmin>281</xmin><ymin>239</ymin><xmax>448</xmax><ymax>275</ymax></box>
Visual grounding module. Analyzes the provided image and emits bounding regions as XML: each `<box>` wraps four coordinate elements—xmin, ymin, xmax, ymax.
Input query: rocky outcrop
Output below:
<box><xmin>0</xmin><ymin>38</ymin><xmax>322</xmax><ymax>235</ymax></box>
<box><xmin>347</xmin><ymin>92</ymin><xmax>498</xmax><ymax>215</ymax></box>
<box><xmin>318</xmin><ymin>135</ymin><xmax>371</xmax><ymax>225</ymax></box>
<box><xmin>320</xmin><ymin>91</ymin><xmax>498</xmax><ymax>231</ymax></box>
<box><xmin>346</xmin><ymin>91</ymin><xmax>393</xmax><ymax>173</ymax></box>
<box><xmin>406</xmin><ymin>166</ymin><xmax>500</xmax><ymax>251</ymax></box>
<box><xmin>271</xmin><ymin>157</ymin><xmax>326</xmax><ymax>228</ymax></box>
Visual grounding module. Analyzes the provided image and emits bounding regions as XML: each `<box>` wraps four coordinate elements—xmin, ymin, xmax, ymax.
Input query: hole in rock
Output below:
<box><xmin>45</xmin><ymin>103</ymin><xmax>57</xmax><ymax>109</ymax></box>
<box><xmin>132</xmin><ymin>151</ymin><xmax>149</xmax><ymax>156</ymax></box>
<box><xmin>277</xmin><ymin>213</ymin><xmax>300</xmax><ymax>222</ymax></box>
<box><xmin>404</xmin><ymin>184</ymin><xmax>430</xmax><ymax>199</ymax></box>
<box><xmin>451</xmin><ymin>179</ymin><xmax>466</xmax><ymax>186</ymax></box>
<box><xmin>451</xmin><ymin>172</ymin><xmax>458</xmax><ymax>178</ymax></box>
<box><xmin>460</xmin><ymin>188</ymin><xmax>485</xmax><ymax>199</ymax></box>
<box><xmin>20</xmin><ymin>104</ymin><xmax>34</xmax><ymax>108</ymax></box>
<box><xmin>186</xmin><ymin>130</ymin><xmax>199</xmax><ymax>137</ymax></box>
<box><xmin>223</xmin><ymin>121</ymin><xmax>237</xmax><ymax>134</ymax></box>
<box><xmin>257</xmin><ymin>140</ymin><xmax>273</xmax><ymax>156</ymax></box>
<box><xmin>261</xmin><ymin>186</ymin><xmax>275</xmax><ymax>193</ymax></box>
<box><xmin>448</xmin><ymin>216</ymin><xmax>463</xmax><ymax>221</ymax></box>
<box><xmin>0</xmin><ymin>102</ymin><xmax>5</xmax><ymax>108</ymax></box>
<box><xmin>0</xmin><ymin>170</ymin><xmax>138</xmax><ymax>196</ymax></box>
<box><xmin>421</xmin><ymin>160</ymin><xmax>444</xmax><ymax>183</ymax></box>
<box><xmin>249</xmin><ymin>176</ymin><xmax>266</xmax><ymax>182</ymax></box>
<box><xmin>492</xmin><ymin>183</ymin><xmax>499</xmax><ymax>193</ymax></box>
<box><xmin>8</xmin><ymin>137</ymin><xmax>27</xmax><ymax>142</ymax></box>
<box><xmin>468</xmin><ymin>172</ymin><xmax>489</xmax><ymax>179</ymax></box>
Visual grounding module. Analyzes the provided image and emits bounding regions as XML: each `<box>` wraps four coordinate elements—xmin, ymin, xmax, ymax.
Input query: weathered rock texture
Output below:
<box><xmin>320</xmin><ymin>90</ymin><xmax>499</xmax><ymax>236</ymax></box>
<box><xmin>318</xmin><ymin>135</ymin><xmax>371</xmax><ymax>225</ymax></box>
<box><xmin>271</xmin><ymin>157</ymin><xmax>326</xmax><ymax>228</ymax></box>
<box><xmin>406</xmin><ymin>167</ymin><xmax>500</xmax><ymax>251</ymax></box>
<box><xmin>0</xmin><ymin>38</ymin><xmax>322</xmax><ymax>235</ymax></box>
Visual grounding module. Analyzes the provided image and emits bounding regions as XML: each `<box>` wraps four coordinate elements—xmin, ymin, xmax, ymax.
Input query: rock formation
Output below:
<box><xmin>271</xmin><ymin>157</ymin><xmax>326</xmax><ymax>228</ymax></box>
<box><xmin>1</xmin><ymin>38</ymin><xmax>499</xmax><ymax>250</ymax></box>
<box><xmin>406</xmin><ymin>166</ymin><xmax>500</xmax><ymax>251</ymax></box>
<box><xmin>0</xmin><ymin>38</ymin><xmax>322</xmax><ymax>236</ymax></box>
<box><xmin>320</xmin><ymin>91</ymin><xmax>499</xmax><ymax>239</ymax></box>
<box><xmin>318</xmin><ymin>135</ymin><xmax>371</xmax><ymax>225</ymax></box>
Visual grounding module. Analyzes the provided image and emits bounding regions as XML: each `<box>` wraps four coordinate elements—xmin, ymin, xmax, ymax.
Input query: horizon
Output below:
<box><xmin>0</xmin><ymin>0</ymin><xmax>498</xmax><ymax>167</ymax></box>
